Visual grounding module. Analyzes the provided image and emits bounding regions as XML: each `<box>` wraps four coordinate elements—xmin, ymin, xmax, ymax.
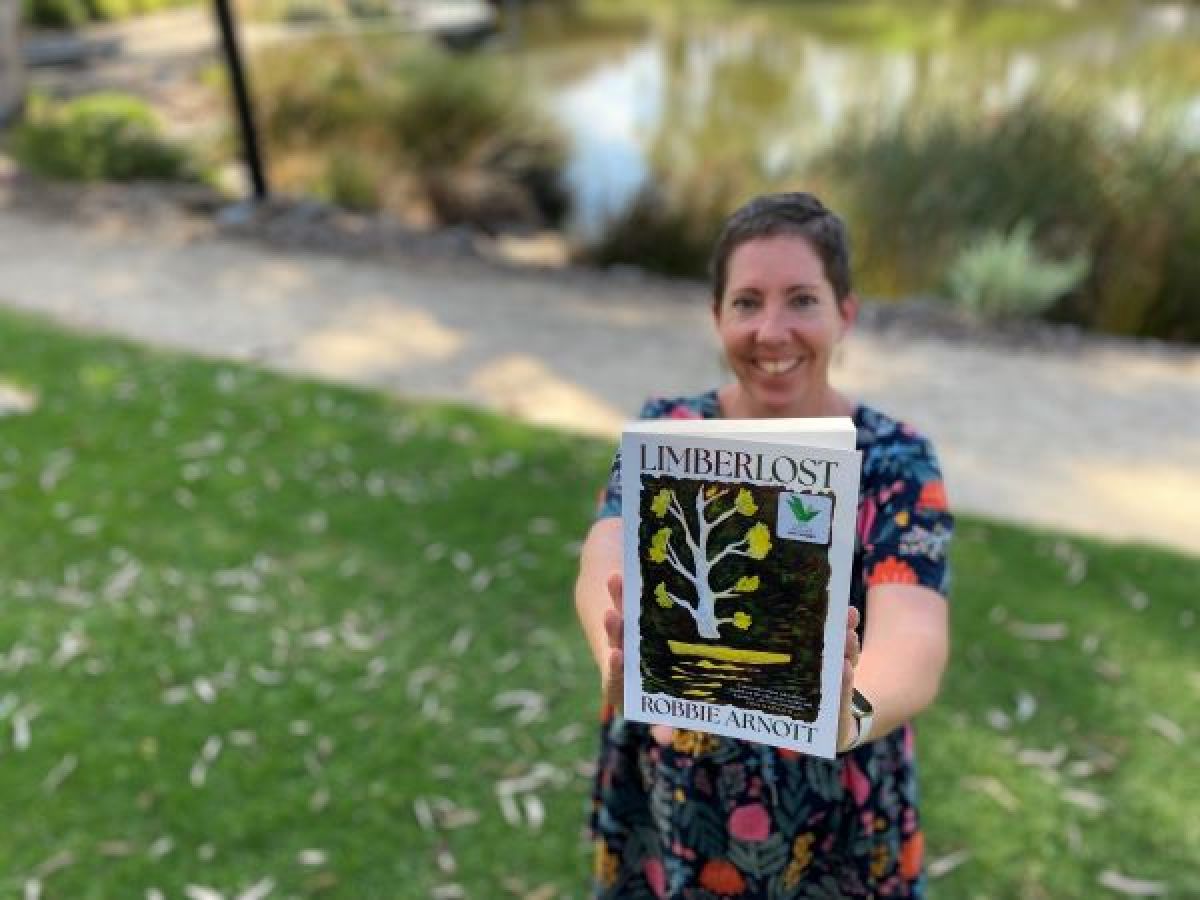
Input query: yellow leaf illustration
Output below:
<box><xmin>734</xmin><ymin>489</ymin><xmax>758</xmax><ymax>516</ymax></box>
<box><xmin>746</xmin><ymin>522</ymin><xmax>772</xmax><ymax>559</ymax></box>
<box><xmin>651</xmin><ymin>489</ymin><xmax>672</xmax><ymax>518</ymax></box>
<box><xmin>648</xmin><ymin>527</ymin><xmax>671</xmax><ymax>563</ymax></box>
<box><xmin>705</xmin><ymin>486</ymin><xmax>720</xmax><ymax>499</ymax></box>
<box><xmin>734</xmin><ymin>575</ymin><xmax>760</xmax><ymax>593</ymax></box>
<box><xmin>654</xmin><ymin>582</ymin><xmax>672</xmax><ymax>608</ymax></box>
<box><xmin>732</xmin><ymin>611</ymin><xmax>752</xmax><ymax>630</ymax></box>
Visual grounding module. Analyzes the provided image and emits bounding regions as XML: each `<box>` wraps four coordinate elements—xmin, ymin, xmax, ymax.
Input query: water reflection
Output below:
<box><xmin>533</xmin><ymin>3</ymin><xmax>1200</xmax><ymax>236</ymax></box>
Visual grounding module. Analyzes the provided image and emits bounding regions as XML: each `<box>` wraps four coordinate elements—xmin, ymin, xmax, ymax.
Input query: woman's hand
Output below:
<box><xmin>836</xmin><ymin>606</ymin><xmax>863</xmax><ymax>753</ymax></box>
<box><xmin>603</xmin><ymin>573</ymin><xmax>674</xmax><ymax>747</ymax></box>
<box><xmin>601</xmin><ymin>573</ymin><xmax>624</xmax><ymax>712</ymax></box>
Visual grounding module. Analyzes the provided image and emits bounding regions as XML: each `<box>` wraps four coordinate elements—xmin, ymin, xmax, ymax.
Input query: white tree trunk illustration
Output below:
<box><xmin>648</xmin><ymin>487</ymin><xmax>770</xmax><ymax>640</ymax></box>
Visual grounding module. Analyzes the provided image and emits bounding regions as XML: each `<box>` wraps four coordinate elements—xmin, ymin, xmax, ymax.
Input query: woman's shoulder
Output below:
<box><xmin>854</xmin><ymin>403</ymin><xmax>934</xmax><ymax>449</ymax></box>
<box><xmin>854</xmin><ymin>403</ymin><xmax>945</xmax><ymax>483</ymax></box>
<box><xmin>637</xmin><ymin>390</ymin><xmax>722</xmax><ymax>421</ymax></box>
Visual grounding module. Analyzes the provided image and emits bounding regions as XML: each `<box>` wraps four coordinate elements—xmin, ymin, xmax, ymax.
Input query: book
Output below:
<box><xmin>620</xmin><ymin>418</ymin><xmax>862</xmax><ymax>758</ymax></box>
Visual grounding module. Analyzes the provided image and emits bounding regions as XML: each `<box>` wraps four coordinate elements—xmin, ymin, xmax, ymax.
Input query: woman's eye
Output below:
<box><xmin>789</xmin><ymin>294</ymin><xmax>818</xmax><ymax>308</ymax></box>
<box><xmin>731</xmin><ymin>295</ymin><xmax>760</xmax><ymax>311</ymax></box>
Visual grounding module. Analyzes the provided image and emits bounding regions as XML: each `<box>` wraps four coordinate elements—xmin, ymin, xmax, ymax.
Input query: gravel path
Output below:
<box><xmin>1</xmin><ymin>188</ymin><xmax>1197</xmax><ymax>555</ymax></box>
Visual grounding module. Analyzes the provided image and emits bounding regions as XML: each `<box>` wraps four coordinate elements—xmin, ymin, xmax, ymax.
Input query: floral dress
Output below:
<box><xmin>590</xmin><ymin>392</ymin><xmax>954</xmax><ymax>899</ymax></box>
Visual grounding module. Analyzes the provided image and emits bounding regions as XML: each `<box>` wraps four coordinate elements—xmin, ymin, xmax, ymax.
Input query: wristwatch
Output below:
<box><xmin>846</xmin><ymin>689</ymin><xmax>875</xmax><ymax>751</ymax></box>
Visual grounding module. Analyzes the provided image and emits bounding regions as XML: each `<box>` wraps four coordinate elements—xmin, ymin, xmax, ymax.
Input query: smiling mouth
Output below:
<box><xmin>754</xmin><ymin>358</ymin><xmax>802</xmax><ymax>376</ymax></box>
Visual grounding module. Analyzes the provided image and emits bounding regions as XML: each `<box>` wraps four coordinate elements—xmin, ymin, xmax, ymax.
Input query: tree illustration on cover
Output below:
<box><xmin>646</xmin><ymin>484</ymin><xmax>770</xmax><ymax>639</ymax></box>
<box><xmin>639</xmin><ymin>475</ymin><xmax>829</xmax><ymax>719</ymax></box>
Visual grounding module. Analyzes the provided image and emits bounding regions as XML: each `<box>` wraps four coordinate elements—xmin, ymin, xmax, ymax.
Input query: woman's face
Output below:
<box><xmin>714</xmin><ymin>234</ymin><xmax>856</xmax><ymax>417</ymax></box>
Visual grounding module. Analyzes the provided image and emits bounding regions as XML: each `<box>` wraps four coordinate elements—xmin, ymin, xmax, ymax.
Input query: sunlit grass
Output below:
<box><xmin>0</xmin><ymin>307</ymin><xmax>1195</xmax><ymax>897</ymax></box>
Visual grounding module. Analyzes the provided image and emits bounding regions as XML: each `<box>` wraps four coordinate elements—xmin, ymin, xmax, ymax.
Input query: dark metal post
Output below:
<box><xmin>213</xmin><ymin>0</ymin><xmax>267</xmax><ymax>200</ymax></box>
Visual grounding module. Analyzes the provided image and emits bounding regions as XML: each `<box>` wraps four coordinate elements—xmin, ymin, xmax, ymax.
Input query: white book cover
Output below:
<box><xmin>620</xmin><ymin>419</ymin><xmax>862</xmax><ymax>758</ymax></box>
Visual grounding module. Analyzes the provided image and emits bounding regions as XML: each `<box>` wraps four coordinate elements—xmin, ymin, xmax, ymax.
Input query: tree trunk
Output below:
<box><xmin>0</xmin><ymin>0</ymin><xmax>26</xmax><ymax>128</ymax></box>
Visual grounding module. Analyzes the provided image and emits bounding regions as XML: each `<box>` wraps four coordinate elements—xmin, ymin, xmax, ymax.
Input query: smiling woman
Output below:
<box><xmin>574</xmin><ymin>192</ymin><xmax>954</xmax><ymax>898</ymax></box>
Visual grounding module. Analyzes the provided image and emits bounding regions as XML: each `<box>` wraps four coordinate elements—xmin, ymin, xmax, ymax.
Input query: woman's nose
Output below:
<box><xmin>755</xmin><ymin>303</ymin><xmax>792</xmax><ymax>343</ymax></box>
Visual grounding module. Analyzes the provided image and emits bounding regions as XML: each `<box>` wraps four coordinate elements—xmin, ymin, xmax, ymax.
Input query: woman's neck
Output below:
<box><xmin>718</xmin><ymin>384</ymin><xmax>855</xmax><ymax>420</ymax></box>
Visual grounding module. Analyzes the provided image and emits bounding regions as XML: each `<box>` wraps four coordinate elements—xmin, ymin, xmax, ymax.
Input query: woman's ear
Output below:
<box><xmin>838</xmin><ymin>293</ymin><xmax>860</xmax><ymax>338</ymax></box>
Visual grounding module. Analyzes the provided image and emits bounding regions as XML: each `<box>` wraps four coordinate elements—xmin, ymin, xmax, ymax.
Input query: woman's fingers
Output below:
<box><xmin>605</xmin><ymin>647</ymin><xmax>624</xmax><ymax>710</ymax></box>
<box><xmin>650</xmin><ymin>725</ymin><xmax>675</xmax><ymax>746</ymax></box>
<box><xmin>604</xmin><ymin>607</ymin><xmax>622</xmax><ymax>649</ymax></box>
<box><xmin>845</xmin><ymin>606</ymin><xmax>861</xmax><ymax>666</ymax></box>
<box><xmin>607</xmin><ymin>572</ymin><xmax>623</xmax><ymax>613</ymax></box>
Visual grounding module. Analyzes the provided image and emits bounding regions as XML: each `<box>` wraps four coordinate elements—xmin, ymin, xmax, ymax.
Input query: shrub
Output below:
<box><xmin>580</xmin><ymin>171</ymin><xmax>741</xmax><ymax>278</ymax></box>
<box><xmin>944</xmin><ymin>221</ymin><xmax>1089</xmax><ymax>320</ymax></box>
<box><xmin>23</xmin><ymin>0</ymin><xmax>197</xmax><ymax>26</ymax></box>
<box><xmin>316</xmin><ymin>152</ymin><xmax>380</xmax><ymax>212</ymax></box>
<box><xmin>816</xmin><ymin>98</ymin><xmax>1200</xmax><ymax>342</ymax></box>
<box><xmin>7</xmin><ymin>92</ymin><xmax>198</xmax><ymax>183</ymax></box>
<box><xmin>251</xmin><ymin>42</ymin><xmax>569</xmax><ymax>227</ymax></box>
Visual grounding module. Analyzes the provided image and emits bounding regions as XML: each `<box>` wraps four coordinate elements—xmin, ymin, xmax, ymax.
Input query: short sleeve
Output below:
<box><xmin>859</xmin><ymin>436</ymin><xmax>954</xmax><ymax>598</ymax></box>
<box><xmin>594</xmin><ymin>396</ymin><xmax>709</xmax><ymax>521</ymax></box>
<box><xmin>594</xmin><ymin>399</ymin><xmax>657</xmax><ymax>520</ymax></box>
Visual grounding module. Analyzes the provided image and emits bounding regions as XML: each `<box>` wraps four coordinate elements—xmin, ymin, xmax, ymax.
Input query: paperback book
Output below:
<box><xmin>620</xmin><ymin>418</ymin><xmax>862</xmax><ymax>758</ymax></box>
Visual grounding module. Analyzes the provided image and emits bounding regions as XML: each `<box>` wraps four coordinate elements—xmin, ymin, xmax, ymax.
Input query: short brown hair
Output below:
<box><xmin>710</xmin><ymin>192</ymin><xmax>853</xmax><ymax>304</ymax></box>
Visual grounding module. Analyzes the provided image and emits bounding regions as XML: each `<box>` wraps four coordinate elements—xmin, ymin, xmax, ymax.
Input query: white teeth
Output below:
<box><xmin>758</xmin><ymin>359</ymin><xmax>799</xmax><ymax>375</ymax></box>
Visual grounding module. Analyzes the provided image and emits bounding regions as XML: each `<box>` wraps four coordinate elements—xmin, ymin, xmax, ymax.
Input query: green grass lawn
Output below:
<box><xmin>0</xmin><ymin>307</ymin><xmax>1196</xmax><ymax>899</ymax></box>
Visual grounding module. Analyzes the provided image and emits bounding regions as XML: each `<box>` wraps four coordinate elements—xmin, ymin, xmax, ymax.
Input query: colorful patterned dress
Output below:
<box><xmin>590</xmin><ymin>392</ymin><xmax>954</xmax><ymax>899</ymax></box>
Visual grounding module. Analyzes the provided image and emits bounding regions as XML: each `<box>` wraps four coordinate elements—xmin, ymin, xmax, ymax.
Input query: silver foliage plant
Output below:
<box><xmin>945</xmin><ymin>221</ymin><xmax>1090</xmax><ymax>319</ymax></box>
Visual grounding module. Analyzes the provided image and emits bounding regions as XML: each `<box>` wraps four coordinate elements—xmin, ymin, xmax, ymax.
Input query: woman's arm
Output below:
<box><xmin>849</xmin><ymin>583</ymin><xmax>949</xmax><ymax>744</ymax></box>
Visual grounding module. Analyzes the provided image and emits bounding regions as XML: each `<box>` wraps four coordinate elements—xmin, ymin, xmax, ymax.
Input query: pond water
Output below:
<box><xmin>508</xmin><ymin>2</ymin><xmax>1200</xmax><ymax>238</ymax></box>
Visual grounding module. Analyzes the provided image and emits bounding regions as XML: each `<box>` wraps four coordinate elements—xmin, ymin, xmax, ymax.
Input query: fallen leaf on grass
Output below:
<box><xmin>414</xmin><ymin>797</ymin><xmax>436</xmax><ymax>832</ymax></box>
<box><xmin>435</xmin><ymin>846</ymin><xmax>457</xmax><ymax>875</ymax></box>
<box><xmin>1017</xmin><ymin>744</ymin><xmax>1067</xmax><ymax>768</ymax></box>
<box><xmin>1097</xmin><ymin>870</ymin><xmax>1168</xmax><ymax>896</ymax></box>
<box><xmin>236</xmin><ymin>876</ymin><xmax>274</xmax><ymax>900</ymax></box>
<box><xmin>961</xmin><ymin>776</ymin><xmax>1018</xmax><ymax>811</ymax></box>
<box><xmin>1062</xmin><ymin>788</ymin><xmax>1108</xmax><ymax>813</ymax></box>
<box><xmin>449</xmin><ymin>628</ymin><xmax>473</xmax><ymax>656</ymax></box>
<box><xmin>43</xmin><ymin>755</ymin><xmax>78</xmax><ymax>793</ymax></box>
<box><xmin>184</xmin><ymin>887</ymin><xmax>224</xmax><ymax>900</ymax></box>
<box><xmin>985</xmin><ymin>709</ymin><xmax>1011</xmax><ymax>730</ymax></box>
<box><xmin>1014</xmin><ymin>691</ymin><xmax>1038</xmax><ymax>722</ymax></box>
<box><xmin>926</xmin><ymin>849</ymin><xmax>971</xmax><ymax>878</ymax></box>
<box><xmin>1145</xmin><ymin>713</ymin><xmax>1184</xmax><ymax>745</ymax></box>
<box><xmin>431</xmin><ymin>886</ymin><xmax>465</xmax><ymax>900</ymax></box>
<box><xmin>298</xmin><ymin>849</ymin><xmax>327</xmax><ymax>866</ymax></box>
<box><xmin>1065</xmin><ymin>822</ymin><xmax>1083</xmax><ymax>855</ymax></box>
<box><xmin>493</xmin><ymin>691</ymin><xmax>547</xmax><ymax>725</ymax></box>
<box><xmin>0</xmin><ymin>383</ymin><xmax>37</xmax><ymax>417</ymax></box>
<box><xmin>522</xmin><ymin>795</ymin><xmax>546</xmax><ymax>831</ymax></box>
<box><xmin>1008</xmin><ymin>621</ymin><xmax>1069</xmax><ymax>641</ymax></box>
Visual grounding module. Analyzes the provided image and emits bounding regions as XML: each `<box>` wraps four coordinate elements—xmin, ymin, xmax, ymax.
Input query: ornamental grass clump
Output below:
<box><xmin>944</xmin><ymin>221</ymin><xmax>1090</xmax><ymax>320</ymax></box>
<box><xmin>250</xmin><ymin>41</ymin><xmax>569</xmax><ymax>229</ymax></box>
<box><xmin>817</xmin><ymin>97</ymin><xmax>1200</xmax><ymax>341</ymax></box>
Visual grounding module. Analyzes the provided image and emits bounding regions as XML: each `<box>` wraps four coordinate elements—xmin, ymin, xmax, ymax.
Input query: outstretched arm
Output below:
<box><xmin>842</xmin><ymin>584</ymin><xmax>948</xmax><ymax>747</ymax></box>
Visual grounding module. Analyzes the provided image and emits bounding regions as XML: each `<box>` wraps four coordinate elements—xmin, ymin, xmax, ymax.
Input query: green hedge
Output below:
<box><xmin>7</xmin><ymin>92</ymin><xmax>201</xmax><ymax>183</ymax></box>
<box><xmin>22</xmin><ymin>0</ymin><xmax>198</xmax><ymax>28</ymax></box>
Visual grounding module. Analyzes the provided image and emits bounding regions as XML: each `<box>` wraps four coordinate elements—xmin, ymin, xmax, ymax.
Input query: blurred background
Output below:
<box><xmin>5</xmin><ymin>0</ymin><xmax>1200</xmax><ymax>339</ymax></box>
<box><xmin>0</xmin><ymin>1</ymin><xmax>1198</xmax><ymax>898</ymax></box>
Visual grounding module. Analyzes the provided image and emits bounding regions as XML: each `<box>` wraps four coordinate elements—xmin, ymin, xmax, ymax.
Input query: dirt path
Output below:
<box><xmin>1</xmin><ymin>189</ymin><xmax>1196</xmax><ymax>555</ymax></box>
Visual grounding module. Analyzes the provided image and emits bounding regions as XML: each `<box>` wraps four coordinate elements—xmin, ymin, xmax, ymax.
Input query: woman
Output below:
<box><xmin>574</xmin><ymin>193</ymin><xmax>953</xmax><ymax>898</ymax></box>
